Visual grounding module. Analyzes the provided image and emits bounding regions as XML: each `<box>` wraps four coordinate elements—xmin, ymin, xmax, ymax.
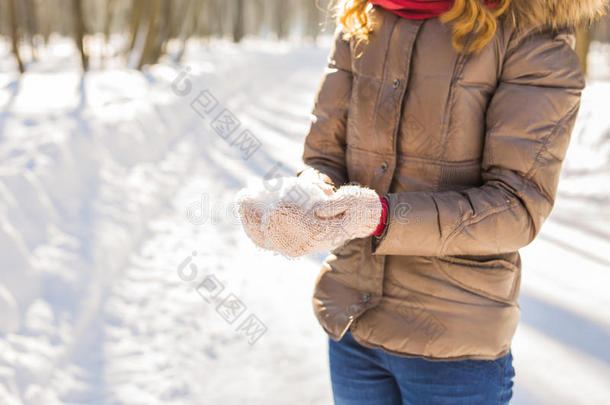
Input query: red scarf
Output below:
<box><xmin>369</xmin><ymin>0</ymin><xmax>497</xmax><ymax>20</ymax></box>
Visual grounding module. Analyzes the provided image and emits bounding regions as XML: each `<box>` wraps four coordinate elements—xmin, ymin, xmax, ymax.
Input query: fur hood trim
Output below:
<box><xmin>508</xmin><ymin>0</ymin><xmax>609</xmax><ymax>30</ymax></box>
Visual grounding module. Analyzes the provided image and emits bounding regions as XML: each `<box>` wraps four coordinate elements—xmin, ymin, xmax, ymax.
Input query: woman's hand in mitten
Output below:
<box><xmin>313</xmin><ymin>184</ymin><xmax>383</xmax><ymax>240</ymax></box>
<box><xmin>237</xmin><ymin>197</ymin><xmax>266</xmax><ymax>249</ymax></box>
<box><xmin>263</xmin><ymin>200</ymin><xmax>348</xmax><ymax>257</ymax></box>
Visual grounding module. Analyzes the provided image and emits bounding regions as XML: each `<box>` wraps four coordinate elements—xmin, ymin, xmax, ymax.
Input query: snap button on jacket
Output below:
<box><xmin>300</xmin><ymin>6</ymin><xmax>586</xmax><ymax>360</ymax></box>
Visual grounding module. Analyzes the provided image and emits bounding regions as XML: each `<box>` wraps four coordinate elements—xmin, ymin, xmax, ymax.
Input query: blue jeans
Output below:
<box><xmin>329</xmin><ymin>331</ymin><xmax>514</xmax><ymax>405</ymax></box>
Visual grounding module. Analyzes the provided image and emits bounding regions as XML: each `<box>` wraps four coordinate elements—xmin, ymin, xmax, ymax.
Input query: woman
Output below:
<box><xmin>238</xmin><ymin>0</ymin><xmax>606</xmax><ymax>403</ymax></box>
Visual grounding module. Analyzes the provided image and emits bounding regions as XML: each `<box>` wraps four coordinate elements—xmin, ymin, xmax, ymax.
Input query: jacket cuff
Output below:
<box><xmin>372</xmin><ymin>191</ymin><xmax>444</xmax><ymax>256</ymax></box>
<box><xmin>371</xmin><ymin>196</ymin><xmax>389</xmax><ymax>236</ymax></box>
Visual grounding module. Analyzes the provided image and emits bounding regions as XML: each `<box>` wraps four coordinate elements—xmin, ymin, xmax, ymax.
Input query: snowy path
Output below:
<box><xmin>1</xmin><ymin>40</ymin><xmax>609</xmax><ymax>404</ymax></box>
<box><xmin>1</xmin><ymin>41</ymin><xmax>335</xmax><ymax>405</ymax></box>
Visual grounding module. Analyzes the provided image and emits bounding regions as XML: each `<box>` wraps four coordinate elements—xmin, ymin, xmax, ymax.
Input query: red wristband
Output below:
<box><xmin>371</xmin><ymin>196</ymin><xmax>388</xmax><ymax>237</ymax></box>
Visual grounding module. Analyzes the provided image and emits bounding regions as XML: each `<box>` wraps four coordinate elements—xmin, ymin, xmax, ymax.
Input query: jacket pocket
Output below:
<box><xmin>432</xmin><ymin>254</ymin><xmax>520</xmax><ymax>305</ymax></box>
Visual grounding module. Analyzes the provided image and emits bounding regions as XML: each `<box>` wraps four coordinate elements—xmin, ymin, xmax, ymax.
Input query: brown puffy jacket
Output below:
<box><xmin>298</xmin><ymin>1</ymin><xmax>604</xmax><ymax>360</ymax></box>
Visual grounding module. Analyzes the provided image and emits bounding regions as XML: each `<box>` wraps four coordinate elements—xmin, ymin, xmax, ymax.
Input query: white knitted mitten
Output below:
<box><xmin>312</xmin><ymin>184</ymin><xmax>382</xmax><ymax>237</ymax></box>
<box><xmin>237</xmin><ymin>197</ymin><xmax>266</xmax><ymax>248</ymax></box>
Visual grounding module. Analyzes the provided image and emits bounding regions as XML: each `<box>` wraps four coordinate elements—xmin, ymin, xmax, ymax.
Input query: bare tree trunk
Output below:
<box><xmin>23</xmin><ymin>0</ymin><xmax>38</xmax><ymax>60</ymax></box>
<box><xmin>191</xmin><ymin>0</ymin><xmax>205</xmax><ymax>37</ymax></box>
<box><xmin>209</xmin><ymin>0</ymin><xmax>224</xmax><ymax>38</ymax></box>
<box><xmin>576</xmin><ymin>24</ymin><xmax>591</xmax><ymax>76</ymax></box>
<box><xmin>137</xmin><ymin>0</ymin><xmax>161</xmax><ymax>69</ymax></box>
<box><xmin>305</xmin><ymin>0</ymin><xmax>321</xmax><ymax>40</ymax></box>
<box><xmin>232</xmin><ymin>0</ymin><xmax>245</xmax><ymax>42</ymax></box>
<box><xmin>72</xmin><ymin>0</ymin><xmax>89</xmax><ymax>71</ymax></box>
<box><xmin>128</xmin><ymin>0</ymin><xmax>144</xmax><ymax>55</ymax></box>
<box><xmin>7</xmin><ymin>0</ymin><xmax>25</xmax><ymax>73</ymax></box>
<box><xmin>152</xmin><ymin>0</ymin><xmax>170</xmax><ymax>62</ymax></box>
<box><xmin>249</xmin><ymin>0</ymin><xmax>265</xmax><ymax>37</ymax></box>
<box><xmin>167</xmin><ymin>0</ymin><xmax>189</xmax><ymax>40</ymax></box>
<box><xmin>104</xmin><ymin>0</ymin><xmax>116</xmax><ymax>43</ymax></box>
<box><xmin>39</xmin><ymin>0</ymin><xmax>52</xmax><ymax>45</ymax></box>
<box><xmin>274</xmin><ymin>0</ymin><xmax>290</xmax><ymax>39</ymax></box>
<box><xmin>174</xmin><ymin>0</ymin><xmax>195</xmax><ymax>62</ymax></box>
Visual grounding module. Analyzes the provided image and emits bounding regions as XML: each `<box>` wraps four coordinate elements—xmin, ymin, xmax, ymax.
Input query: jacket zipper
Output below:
<box><xmin>338</xmin><ymin>315</ymin><xmax>355</xmax><ymax>339</ymax></box>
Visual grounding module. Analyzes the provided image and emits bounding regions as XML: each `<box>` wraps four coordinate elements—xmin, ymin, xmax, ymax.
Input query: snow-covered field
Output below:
<box><xmin>0</xmin><ymin>37</ymin><xmax>609</xmax><ymax>405</ymax></box>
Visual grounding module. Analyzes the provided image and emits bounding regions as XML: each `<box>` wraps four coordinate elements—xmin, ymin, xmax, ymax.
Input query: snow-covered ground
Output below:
<box><xmin>0</xmin><ymin>36</ymin><xmax>609</xmax><ymax>405</ymax></box>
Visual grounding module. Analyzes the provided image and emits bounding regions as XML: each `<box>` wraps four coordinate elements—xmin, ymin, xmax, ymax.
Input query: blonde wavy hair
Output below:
<box><xmin>336</xmin><ymin>0</ymin><xmax>512</xmax><ymax>53</ymax></box>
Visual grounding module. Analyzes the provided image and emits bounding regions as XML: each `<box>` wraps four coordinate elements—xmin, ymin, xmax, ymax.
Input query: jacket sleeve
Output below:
<box><xmin>373</xmin><ymin>28</ymin><xmax>586</xmax><ymax>256</ymax></box>
<box><xmin>297</xmin><ymin>26</ymin><xmax>352</xmax><ymax>188</ymax></box>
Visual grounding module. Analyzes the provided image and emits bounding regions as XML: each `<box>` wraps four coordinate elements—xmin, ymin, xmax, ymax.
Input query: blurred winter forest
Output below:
<box><xmin>2</xmin><ymin>0</ymin><xmax>610</xmax><ymax>73</ymax></box>
<box><xmin>0</xmin><ymin>0</ymin><xmax>337</xmax><ymax>72</ymax></box>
